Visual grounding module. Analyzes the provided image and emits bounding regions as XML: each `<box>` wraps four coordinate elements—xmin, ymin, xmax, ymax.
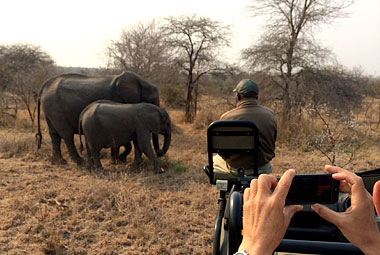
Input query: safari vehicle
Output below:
<box><xmin>203</xmin><ymin>120</ymin><xmax>380</xmax><ymax>255</ymax></box>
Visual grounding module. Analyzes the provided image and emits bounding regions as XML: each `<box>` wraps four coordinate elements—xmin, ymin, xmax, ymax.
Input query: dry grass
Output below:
<box><xmin>1</xmin><ymin>96</ymin><xmax>380</xmax><ymax>254</ymax></box>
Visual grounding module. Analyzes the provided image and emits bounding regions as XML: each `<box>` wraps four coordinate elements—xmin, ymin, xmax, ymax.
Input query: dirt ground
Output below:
<box><xmin>1</xmin><ymin>106</ymin><xmax>380</xmax><ymax>254</ymax></box>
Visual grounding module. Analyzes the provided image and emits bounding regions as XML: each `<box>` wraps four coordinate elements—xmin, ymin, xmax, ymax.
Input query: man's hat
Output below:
<box><xmin>233</xmin><ymin>79</ymin><xmax>259</xmax><ymax>96</ymax></box>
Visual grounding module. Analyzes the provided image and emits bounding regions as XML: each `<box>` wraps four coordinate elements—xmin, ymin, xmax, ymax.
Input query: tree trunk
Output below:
<box><xmin>192</xmin><ymin>81</ymin><xmax>199</xmax><ymax>118</ymax></box>
<box><xmin>185</xmin><ymin>74</ymin><xmax>195</xmax><ymax>122</ymax></box>
<box><xmin>282</xmin><ymin>84</ymin><xmax>291</xmax><ymax>120</ymax></box>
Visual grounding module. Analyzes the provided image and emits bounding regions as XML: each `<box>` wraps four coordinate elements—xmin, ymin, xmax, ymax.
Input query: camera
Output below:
<box><xmin>285</xmin><ymin>174</ymin><xmax>339</xmax><ymax>205</ymax></box>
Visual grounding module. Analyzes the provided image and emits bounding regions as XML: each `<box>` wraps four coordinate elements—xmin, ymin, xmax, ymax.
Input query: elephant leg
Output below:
<box><xmin>91</xmin><ymin>148</ymin><xmax>103</xmax><ymax>170</ymax></box>
<box><xmin>137</xmin><ymin>133</ymin><xmax>162</xmax><ymax>174</ymax></box>
<box><xmin>111</xmin><ymin>147</ymin><xmax>119</xmax><ymax>164</ymax></box>
<box><xmin>119</xmin><ymin>143</ymin><xmax>132</xmax><ymax>163</ymax></box>
<box><xmin>85</xmin><ymin>142</ymin><xmax>94</xmax><ymax>170</ymax></box>
<box><xmin>133</xmin><ymin>140</ymin><xmax>142</xmax><ymax>170</ymax></box>
<box><xmin>46</xmin><ymin>118</ymin><xmax>66</xmax><ymax>165</ymax></box>
<box><xmin>63</xmin><ymin>136</ymin><xmax>83</xmax><ymax>166</ymax></box>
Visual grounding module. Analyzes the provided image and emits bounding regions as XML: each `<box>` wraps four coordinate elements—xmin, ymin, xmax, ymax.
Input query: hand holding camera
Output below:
<box><xmin>238</xmin><ymin>166</ymin><xmax>380</xmax><ymax>255</ymax></box>
<box><xmin>311</xmin><ymin>165</ymin><xmax>380</xmax><ymax>255</ymax></box>
<box><xmin>238</xmin><ymin>170</ymin><xmax>303</xmax><ymax>255</ymax></box>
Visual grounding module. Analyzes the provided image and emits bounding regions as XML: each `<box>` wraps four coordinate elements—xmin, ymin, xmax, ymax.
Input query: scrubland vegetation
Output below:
<box><xmin>1</xmin><ymin>85</ymin><xmax>380</xmax><ymax>254</ymax></box>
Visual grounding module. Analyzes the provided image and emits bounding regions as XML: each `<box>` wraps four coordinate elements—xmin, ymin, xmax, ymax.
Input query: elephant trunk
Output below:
<box><xmin>156</xmin><ymin>127</ymin><xmax>171</xmax><ymax>157</ymax></box>
<box><xmin>152</xmin><ymin>133</ymin><xmax>159</xmax><ymax>155</ymax></box>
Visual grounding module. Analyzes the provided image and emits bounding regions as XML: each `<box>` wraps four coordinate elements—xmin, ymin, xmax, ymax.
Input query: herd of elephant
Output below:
<box><xmin>36</xmin><ymin>71</ymin><xmax>171</xmax><ymax>173</ymax></box>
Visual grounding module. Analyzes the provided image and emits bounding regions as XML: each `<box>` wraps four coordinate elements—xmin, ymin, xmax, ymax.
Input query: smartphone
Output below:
<box><xmin>285</xmin><ymin>174</ymin><xmax>339</xmax><ymax>205</ymax></box>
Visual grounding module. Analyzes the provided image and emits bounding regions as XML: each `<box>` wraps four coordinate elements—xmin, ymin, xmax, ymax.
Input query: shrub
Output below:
<box><xmin>0</xmin><ymin>130</ymin><xmax>36</xmax><ymax>157</ymax></box>
<box><xmin>137</xmin><ymin>155</ymin><xmax>187</xmax><ymax>174</ymax></box>
<box><xmin>158</xmin><ymin>156</ymin><xmax>187</xmax><ymax>174</ymax></box>
<box><xmin>159</xmin><ymin>84</ymin><xmax>186</xmax><ymax>109</ymax></box>
<box><xmin>276</xmin><ymin>115</ymin><xmax>321</xmax><ymax>151</ymax></box>
<box><xmin>193</xmin><ymin>97</ymin><xmax>234</xmax><ymax>129</ymax></box>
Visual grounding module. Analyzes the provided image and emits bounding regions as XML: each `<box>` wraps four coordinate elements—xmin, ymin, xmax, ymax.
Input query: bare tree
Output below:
<box><xmin>242</xmin><ymin>0</ymin><xmax>354</xmax><ymax>119</ymax></box>
<box><xmin>0</xmin><ymin>43</ymin><xmax>55</xmax><ymax>125</ymax></box>
<box><xmin>104</xmin><ymin>20</ymin><xmax>174</xmax><ymax>84</ymax></box>
<box><xmin>162</xmin><ymin>15</ymin><xmax>230</xmax><ymax>122</ymax></box>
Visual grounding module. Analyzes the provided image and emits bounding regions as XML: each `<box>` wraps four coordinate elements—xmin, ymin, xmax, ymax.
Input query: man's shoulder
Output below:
<box><xmin>221</xmin><ymin>105</ymin><xmax>275</xmax><ymax>119</ymax></box>
<box><xmin>257</xmin><ymin>105</ymin><xmax>275</xmax><ymax>115</ymax></box>
<box><xmin>220</xmin><ymin>107</ymin><xmax>240</xmax><ymax>120</ymax></box>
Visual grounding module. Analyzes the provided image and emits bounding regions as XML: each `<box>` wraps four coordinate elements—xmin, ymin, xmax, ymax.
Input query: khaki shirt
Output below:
<box><xmin>219</xmin><ymin>98</ymin><xmax>277</xmax><ymax>168</ymax></box>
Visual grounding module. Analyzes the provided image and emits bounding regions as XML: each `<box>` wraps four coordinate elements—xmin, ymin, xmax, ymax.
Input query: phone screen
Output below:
<box><xmin>285</xmin><ymin>174</ymin><xmax>339</xmax><ymax>205</ymax></box>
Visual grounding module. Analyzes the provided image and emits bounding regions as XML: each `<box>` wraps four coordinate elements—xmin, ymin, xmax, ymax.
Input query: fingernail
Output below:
<box><xmin>311</xmin><ymin>204</ymin><xmax>319</xmax><ymax>212</ymax></box>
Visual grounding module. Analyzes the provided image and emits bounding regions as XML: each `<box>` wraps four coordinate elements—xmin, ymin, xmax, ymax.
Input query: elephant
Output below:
<box><xmin>78</xmin><ymin>100</ymin><xmax>171</xmax><ymax>173</ymax></box>
<box><xmin>36</xmin><ymin>71</ymin><xmax>161</xmax><ymax>165</ymax></box>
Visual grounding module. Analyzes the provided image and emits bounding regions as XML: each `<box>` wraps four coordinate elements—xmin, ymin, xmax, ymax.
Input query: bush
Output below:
<box><xmin>0</xmin><ymin>130</ymin><xmax>36</xmax><ymax>157</ymax></box>
<box><xmin>276</xmin><ymin>116</ymin><xmax>321</xmax><ymax>151</ymax></box>
<box><xmin>159</xmin><ymin>156</ymin><xmax>187</xmax><ymax>174</ymax></box>
<box><xmin>138</xmin><ymin>155</ymin><xmax>187</xmax><ymax>174</ymax></box>
<box><xmin>159</xmin><ymin>84</ymin><xmax>186</xmax><ymax>109</ymax></box>
<box><xmin>193</xmin><ymin>99</ymin><xmax>233</xmax><ymax>129</ymax></box>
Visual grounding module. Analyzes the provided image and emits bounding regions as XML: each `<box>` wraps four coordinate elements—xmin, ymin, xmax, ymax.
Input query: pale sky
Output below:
<box><xmin>1</xmin><ymin>0</ymin><xmax>379</xmax><ymax>76</ymax></box>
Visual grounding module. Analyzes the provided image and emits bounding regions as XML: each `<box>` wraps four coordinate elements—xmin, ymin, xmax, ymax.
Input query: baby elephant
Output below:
<box><xmin>79</xmin><ymin>100</ymin><xmax>171</xmax><ymax>173</ymax></box>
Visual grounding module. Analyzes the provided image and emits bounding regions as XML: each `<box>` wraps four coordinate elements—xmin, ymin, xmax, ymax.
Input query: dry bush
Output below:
<box><xmin>158</xmin><ymin>155</ymin><xmax>187</xmax><ymax>174</ymax></box>
<box><xmin>0</xmin><ymin>105</ymin><xmax>37</xmax><ymax>130</ymax></box>
<box><xmin>0</xmin><ymin>108</ymin><xmax>49</xmax><ymax>159</ymax></box>
<box><xmin>193</xmin><ymin>95</ymin><xmax>234</xmax><ymax>129</ymax></box>
<box><xmin>276</xmin><ymin>115</ymin><xmax>321</xmax><ymax>151</ymax></box>
<box><xmin>0</xmin><ymin>93</ymin><xmax>18</xmax><ymax>127</ymax></box>
<box><xmin>194</xmin><ymin>107</ymin><xmax>225</xmax><ymax>129</ymax></box>
<box><xmin>0</xmin><ymin>130</ymin><xmax>36</xmax><ymax>157</ymax></box>
<box><xmin>0</xmin><ymin>113</ymin><xmax>16</xmax><ymax>128</ymax></box>
<box><xmin>357</xmin><ymin>98</ymin><xmax>380</xmax><ymax>131</ymax></box>
<box><xmin>159</xmin><ymin>84</ymin><xmax>186</xmax><ymax>109</ymax></box>
<box><xmin>275</xmin><ymin>104</ymin><xmax>380</xmax><ymax>168</ymax></box>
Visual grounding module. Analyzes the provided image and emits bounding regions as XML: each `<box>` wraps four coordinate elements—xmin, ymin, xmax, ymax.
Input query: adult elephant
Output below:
<box><xmin>79</xmin><ymin>100</ymin><xmax>171</xmax><ymax>173</ymax></box>
<box><xmin>36</xmin><ymin>71</ymin><xmax>161</xmax><ymax>165</ymax></box>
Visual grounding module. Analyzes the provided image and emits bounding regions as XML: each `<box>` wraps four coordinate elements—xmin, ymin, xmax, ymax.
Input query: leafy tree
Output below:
<box><xmin>161</xmin><ymin>15</ymin><xmax>230</xmax><ymax>122</ymax></box>
<box><xmin>0</xmin><ymin>43</ymin><xmax>55</xmax><ymax>125</ymax></box>
<box><xmin>242</xmin><ymin>0</ymin><xmax>354</xmax><ymax>119</ymax></box>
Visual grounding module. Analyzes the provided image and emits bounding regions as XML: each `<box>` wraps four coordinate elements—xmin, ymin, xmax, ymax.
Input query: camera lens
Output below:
<box><xmin>344</xmin><ymin>196</ymin><xmax>351</xmax><ymax>209</ymax></box>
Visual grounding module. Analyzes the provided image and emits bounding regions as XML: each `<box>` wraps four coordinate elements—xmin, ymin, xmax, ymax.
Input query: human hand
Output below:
<box><xmin>373</xmin><ymin>181</ymin><xmax>380</xmax><ymax>217</ymax></box>
<box><xmin>311</xmin><ymin>165</ymin><xmax>380</xmax><ymax>255</ymax></box>
<box><xmin>238</xmin><ymin>169</ymin><xmax>303</xmax><ymax>255</ymax></box>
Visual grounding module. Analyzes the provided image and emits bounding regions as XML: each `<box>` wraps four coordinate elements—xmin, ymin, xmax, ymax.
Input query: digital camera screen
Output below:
<box><xmin>286</xmin><ymin>175</ymin><xmax>339</xmax><ymax>205</ymax></box>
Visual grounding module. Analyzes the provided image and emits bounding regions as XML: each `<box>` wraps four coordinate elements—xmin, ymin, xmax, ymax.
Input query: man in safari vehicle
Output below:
<box><xmin>213</xmin><ymin>79</ymin><xmax>277</xmax><ymax>180</ymax></box>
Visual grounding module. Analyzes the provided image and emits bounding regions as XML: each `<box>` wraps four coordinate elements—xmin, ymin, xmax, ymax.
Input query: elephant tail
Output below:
<box><xmin>35</xmin><ymin>74</ymin><xmax>60</xmax><ymax>150</ymax></box>
<box><xmin>35</xmin><ymin>97</ymin><xmax>42</xmax><ymax>149</ymax></box>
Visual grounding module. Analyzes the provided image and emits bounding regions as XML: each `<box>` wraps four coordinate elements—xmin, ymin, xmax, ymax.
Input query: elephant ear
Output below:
<box><xmin>112</xmin><ymin>72</ymin><xmax>142</xmax><ymax>104</ymax></box>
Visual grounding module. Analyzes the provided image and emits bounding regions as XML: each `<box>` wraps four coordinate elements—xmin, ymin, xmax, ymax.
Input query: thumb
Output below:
<box><xmin>284</xmin><ymin>205</ymin><xmax>303</xmax><ymax>226</ymax></box>
<box><xmin>311</xmin><ymin>203</ymin><xmax>342</xmax><ymax>226</ymax></box>
<box><xmin>373</xmin><ymin>181</ymin><xmax>380</xmax><ymax>216</ymax></box>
